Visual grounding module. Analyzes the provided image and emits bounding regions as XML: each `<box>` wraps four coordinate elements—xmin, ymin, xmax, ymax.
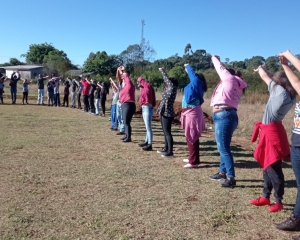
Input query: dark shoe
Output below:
<box><xmin>209</xmin><ymin>172</ymin><xmax>227</xmax><ymax>181</ymax></box>
<box><xmin>275</xmin><ymin>215</ymin><xmax>300</xmax><ymax>231</ymax></box>
<box><xmin>157</xmin><ymin>148</ymin><xmax>167</xmax><ymax>154</ymax></box>
<box><xmin>138</xmin><ymin>142</ymin><xmax>148</xmax><ymax>147</ymax></box>
<box><xmin>221</xmin><ymin>178</ymin><xmax>236</xmax><ymax>188</ymax></box>
<box><xmin>142</xmin><ymin>144</ymin><xmax>152</xmax><ymax>151</ymax></box>
<box><xmin>116</xmin><ymin>132</ymin><xmax>125</xmax><ymax>135</ymax></box>
<box><xmin>292</xmin><ymin>235</ymin><xmax>300</xmax><ymax>240</ymax></box>
<box><xmin>162</xmin><ymin>152</ymin><xmax>174</xmax><ymax>158</ymax></box>
<box><xmin>121</xmin><ymin>135</ymin><xmax>127</xmax><ymax>141</ymax></box>
<box><xmin>122</xmin><ymin>138</ymin><xmax>131</xmax><ymax>143</ymax></box>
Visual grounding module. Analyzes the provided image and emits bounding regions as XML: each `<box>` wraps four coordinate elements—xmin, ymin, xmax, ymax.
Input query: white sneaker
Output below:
<box><xmin>183</xmin><ymin>163</ymin><xmax>198</xmax><ymax>168</ymax></box>
<box><xmin>183</xmin><ymin>159</ymin><xmax>189</xmax><ymax>163</ymax></box>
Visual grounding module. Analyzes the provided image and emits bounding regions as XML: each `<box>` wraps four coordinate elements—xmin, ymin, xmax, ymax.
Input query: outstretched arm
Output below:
<box><xmin>254</xmin><ymin>65</ymin><xmax>272</xmax><ymax>85</ymax></box>
<box><xmin>184</xmin><ymin>63</ymin><xmax>198</xmax><ymax>83</ymax></box>
<box><xmin>211</xmin><ymin>55</ymin><xmax>231</xmax><ymax>80</ymax></box>
<box><xmin>279</xmin><ymin>55</ymin><xmax>300</xmax><ymax>95</ymax></box>
<box><xmin>159</xmin><ymin>67</ymin><xmax>172</xmax><ymax>87</ymax></box>
<box><xmin>109</xmin><ymin>77</ymin><xmax>118</xmax><ymax>90</ymax></box>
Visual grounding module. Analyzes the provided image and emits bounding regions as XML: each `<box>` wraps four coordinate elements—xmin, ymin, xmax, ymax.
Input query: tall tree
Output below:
<box><xmin>21</xmin><ymin>43</ymin><xmax>56</xmax><ymax>64</ymax></box>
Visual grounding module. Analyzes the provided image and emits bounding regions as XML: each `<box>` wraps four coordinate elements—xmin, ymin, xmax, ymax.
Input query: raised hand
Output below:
<box><xmin>279</xmin><ymin>56</ymin><xmax>288</xmax><ymax>65</ymax></box>
<box><xmin>279</xmin><ymin>49</ymin><xmax>291</xmax><ymax>57</ymax></box>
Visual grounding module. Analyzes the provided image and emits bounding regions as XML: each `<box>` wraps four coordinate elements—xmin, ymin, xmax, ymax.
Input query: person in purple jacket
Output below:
<box><xmin>208</xmin><ymin>55</ymin><xmax>247</xmax><ymax>188</ymax></box>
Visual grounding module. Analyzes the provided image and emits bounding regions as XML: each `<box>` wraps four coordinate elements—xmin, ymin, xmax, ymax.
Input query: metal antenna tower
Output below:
<box><xmin>141</xmin><ymin>19</ymin><xmax>145</xmax><ymax>46</ymax></box>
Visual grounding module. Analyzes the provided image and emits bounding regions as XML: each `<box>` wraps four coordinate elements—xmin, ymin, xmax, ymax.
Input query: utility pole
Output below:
<box><xmin>140</xmin><ymin>19</ymin><xmax>145</xmax><ymax>61</ymax></box>
<box><xmin>141</xmin><ymin>19</ymin><xmax>145</xmax><ymax>46</ymax></box>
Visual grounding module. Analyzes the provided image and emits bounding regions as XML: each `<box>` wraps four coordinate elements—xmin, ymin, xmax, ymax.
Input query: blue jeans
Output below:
<box><xmin>116</xmin><ymin>100</ymin><xmax>125</xmax><ymax>133</ymax></box>
<box><xmin>95</xmin><ymin>98</ymin><xmax>100</xmax><ymax>114</ymax></box>
<box><xmin>10</xmin><ymin>87</ymin><xmax>17</xmax><ymax>103</ymax></box>
<box><xmin>111</xmin><ymin>104</ymin><xmax>117</xmax><ymax>129</ymax></box>
<box><xmin>291</xmin><ymin>146</ymin><xmax>300</xmax><ymax>218</ymax></box>
<box><xmin>213</xmin><ymin>109</ymin><xmax>238</xmax><ymax>178</ymax></box>
<box><xmin>37</xmin><ymin>89</ymin><xmax>44</xmax><ymax>104</ymax></box>
<box><xmin>54</xmin><ymin>93</ymin><xmax>60</xmax><ymax>106</ymax></box>
<box><xmin>142</xmin><ymin>105</ymin><xmax>154</xmax><ymax>144</ymax></box>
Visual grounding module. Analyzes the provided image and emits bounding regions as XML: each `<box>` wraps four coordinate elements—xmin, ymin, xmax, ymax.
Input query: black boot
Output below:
<box><xmin>138</xmin><ymin>142</ymin><xmax>148</xmax><ymax>147</ymax></box>
<box><xmin>275</xmin><ymin>215</ymin><xmax>300</xmax><ymax>231</ymax></box>
<box><xmin>1</xmin><ymin>97</ymin><xmax>3</xmax><ymax>103</ymax></box>
<box><xmin>142</xmin><ymin>144</ymin><xmax>152</xmax><ymax>151</ymax></box>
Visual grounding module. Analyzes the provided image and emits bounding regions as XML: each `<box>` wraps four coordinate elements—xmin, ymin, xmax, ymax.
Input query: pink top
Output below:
<box><xmin>210</xmin><ymin>56</ymin><xmax>247</xmax><ymax>109</ymax></box>
<box><xmin>180</xmin><ymin>105</ymin><xmax>205</xmax><ymax>144</ymax></box>
<box><xmin>119</xmin><ymin>73</ymin><xmax>135</xmax><ymax>104</ymax></box>
<box><xmin>137</xmin><ymin>77</ymin><xmax>156</xmax><ymax>107</ymax></box>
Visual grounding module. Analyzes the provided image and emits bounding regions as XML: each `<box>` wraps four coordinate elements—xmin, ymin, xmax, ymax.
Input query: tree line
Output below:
<box><xmin>1</xmin><ymin>42</ymin><xmax>299</xmax><ymax>94</ymax></box>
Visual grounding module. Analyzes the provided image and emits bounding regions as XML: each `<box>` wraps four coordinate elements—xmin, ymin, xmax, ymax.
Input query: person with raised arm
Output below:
<box><xmin>95</xmin><ymin>81</ymin><xmax>102</xmax><ymax>115</ymax></box>
<box><xmin>53</xmin><ymin>76</ymin><xmax>62</xmax><ymax>107</ymax></box>
<box><xmin>77</xmin><ymin>76</ymin><xmax>83</xmax><ymax>109</ymax></box>
<box><xmin>89</xmin><ymin>79</ymin><xmax>96</xmax><ymax>114</ymax></box>
<box><xmin>208</xmin><ymin>55</ymin><xmax>247</xmax><ymax>188</ymax></box>
<box><xmin>22</xmin><ymin>79</ymin><xmax>32</xmax><ymax>105</ymax></box>
<box><xmin>274</xmin><ymin>50</ymin><xmax>300</xmax><ymax>238</ymax></box>
<box><xmin>9</xmin><ymin>71</ymin><xmax>21</xmax><ymax>104</ymax></box>
<box><xmin>80</xmin><ymin>75</ymin><xmax>91</xmax><ymax>112</ymax></box>
<box><xmin>180</xmin><ymin>63</ymin><xmax>207</xmax><ymax>168</ymax></box>
<box><xmin>0</xmin><ymin>75</ymin><xmax>8</xmax><ymax>104</ymax></box>
<box><xmin>249</xmin><ymin>64</ymin><xmax>295</xmax><ymax>213</ymax></box>
<box><xmin>111</xmin><ymin>77</ymin><xmax>125</xmax><ymax>135</ymax></box>
<box><xmin>46</xmin><ymin>78</ymin><xmax>55</xmax><ymax>106</ymax></box>
<box><xmin>99</xmin><ymin>82</ymin><xmax>108</xmax><ymax>117</ymax></box>
<box><xmin>110</xmin><ymin>83</ymin><xmax>119</xmax><ymax>131</ymax></box>
<box><xmin>117</xmin><ymin>66</ymin><xmax>136</xmax><ymax>142</ymax></box>
<box><xmin>37</xmin><ymin>74</ymin><xmax>49</xmax><ymax>105</ymax></box>
<box><xmin>156</xmin><ymin>67</ymin><xmax>178</xmax><ymax>158</ymax></box>
<box><xmin>137</xmin><ymin>76</ymin><xmax>156</xmax><ymax>151</ymax></box>
<box><xmin>70</xmin><ymin>78</ymin><xmax>79</xmax><ymax>108</ymax></box>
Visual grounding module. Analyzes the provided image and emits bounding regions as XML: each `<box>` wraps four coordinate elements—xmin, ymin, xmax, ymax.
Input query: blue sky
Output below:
<box><xmin>1</xmin><ymin>0</ymin><xmax>299</xmax><ymax>67</ymax></box>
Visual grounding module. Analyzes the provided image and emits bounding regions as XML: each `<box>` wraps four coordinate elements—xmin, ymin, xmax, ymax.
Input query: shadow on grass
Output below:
<box><xmin>236</xmin><ymin>179</ymin><xmax>297</xmax><ymax>189</ymax></box>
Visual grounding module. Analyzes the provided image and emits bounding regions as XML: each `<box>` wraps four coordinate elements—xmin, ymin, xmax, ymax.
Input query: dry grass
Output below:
<box><xmin>0</xmin><ymin>92</ymin><xmax>298</xmax><ymax>240</ymax></box>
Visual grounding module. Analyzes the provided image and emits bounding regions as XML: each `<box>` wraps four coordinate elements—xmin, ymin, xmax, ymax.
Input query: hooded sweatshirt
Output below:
<box><xmin>210</xmin><ymin>56</ymin><xmax>247</xmax><ymax>109</ymax></box>
<box><xmin>137</xmin><ymin>77</ymin><xmax>156</xmax><ymax>107</ymax></box>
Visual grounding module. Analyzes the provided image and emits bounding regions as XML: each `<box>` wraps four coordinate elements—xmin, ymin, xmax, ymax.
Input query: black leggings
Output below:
<box><xmin>101</xmin><ymin>96</ymin><xmax>106</xmax><ymax>115</ymax></box>
<box><xmin>83</xmin><ymin>95</ymin><xmax>89</xmax><ymax>112</ymax></box>
<box><xmin>63</xmin><ymin>94</ymin><xmax>69</xmax><ymax>106</ymax></box>
<box><xmin>121</xmin><ymin>102</ymin><xmax>136</xmax><ymax>139</ymax></box>
<box><xmin>263</xmin><ymin>160</ymin><xmax>284</xmax><ymax>203</ymax></box>
<box><xmin>160</xmin><ymin>115</ymin><xmax>174</xmax><ymax>154</ymax></box>
<box><xmin>22</xmin><ymin>92</ymin><xmax>28</xmax><ymax>103</ymax></box>
<box><xmin>90</xmin><ymin>95</ymin><xmax>95</xmax><ymax>113</ymax></box>
<box><xmin>77</xmin><ymin>93</ymin><xmax>81</xmax><ymax>108</ymax></box>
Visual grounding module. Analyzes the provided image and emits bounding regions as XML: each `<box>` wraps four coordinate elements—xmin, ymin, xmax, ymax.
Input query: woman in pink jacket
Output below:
<box><xmin>137</xmin><ymin>77</ymin><xmax>156</xmax><ymax>151</ymax></box>
<box><xmin>117</xmin><ymin>66</ymin><xmax>136</xmax><ymax>143</ymax></box>
<box><xmin>180</xmin><ymin>64</ymin><xmax>207</xmax><ymax>168</ymax></box>
<box><xmin>209</xmin><ymin>56</ymin><xmax>247</xmax><ymax>188</ymax></box>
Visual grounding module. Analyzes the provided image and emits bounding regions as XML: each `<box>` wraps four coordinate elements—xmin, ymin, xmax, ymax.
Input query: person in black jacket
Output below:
<box><xmin>9</xmin><ymin>71</ymin><xmax>21</xmax><ymax>104</ymax></box>
<box><xmin>89</xmin><ymin>80</ymin><xmax>96</xmax><ymax>114</ymax></box>
<box><xmin>156</xmin><ymin>67</ymin><xmax>178</xmax><ymax>157</ymax></box>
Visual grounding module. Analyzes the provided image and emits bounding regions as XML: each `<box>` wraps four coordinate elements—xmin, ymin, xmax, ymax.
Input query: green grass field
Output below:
<box><xmin>0</xmin><ymin>99</ymin><xmax>299</xmax><ymax>240</ymax></box>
